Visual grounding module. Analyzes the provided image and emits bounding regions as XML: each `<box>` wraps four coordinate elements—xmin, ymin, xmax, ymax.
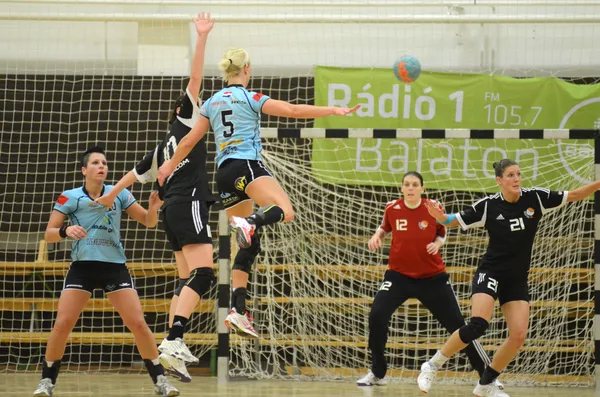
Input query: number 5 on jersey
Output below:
<box><xmin>221</xmin><ymin>110</ymin><xmax>235</xmax><ymax>137</ymax></box>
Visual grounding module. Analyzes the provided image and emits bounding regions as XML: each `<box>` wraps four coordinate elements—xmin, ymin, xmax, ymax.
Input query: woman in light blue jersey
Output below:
<box><xmin>33</xmin><ymin>147</ymin><xmax>179</xmax><ymax>397</ymax></box>
<box><xmin>157</xmin><ymin>48</ymin><xmax>359</xmax><ymax>338</ymax></box>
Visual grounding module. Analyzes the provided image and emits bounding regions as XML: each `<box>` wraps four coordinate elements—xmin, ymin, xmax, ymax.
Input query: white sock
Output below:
<box><xmin>151</xmin><ymin>358</ymin><xmax>160</xmax><ymax>366</ymax></box>
<box><xmin>430</xmin><ymin>350</ymin><xmax>449</xmax><ymax>367</ymax></box>
<box><xmin>45</xmin><ymin>361</ymin><xmax>54</xmax><ymax>367</ymax></box>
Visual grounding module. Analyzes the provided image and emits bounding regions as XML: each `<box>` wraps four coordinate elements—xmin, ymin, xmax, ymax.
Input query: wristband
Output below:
<box><xmin>438</xmin><ymin>214</ymin><xmax>456</xmax><ymax>225</ymax></box>
<box><xmin>59</xmin><ymin>224</ymin><xmax>69</xmax><ymax>238</ymax></box>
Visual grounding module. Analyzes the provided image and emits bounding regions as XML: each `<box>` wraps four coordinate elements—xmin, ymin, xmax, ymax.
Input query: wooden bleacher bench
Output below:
<box><xmin>0</xmin><ymin>332</ymin><xmax>590</xmax><ymax>354</ymax></box>
<box><xmin>0</xmin><ymin>262</ymin><xmax>592</xmax><ymax>284</ymax></box>
<box><xmin>0</xmin><ymin>296</ymin><xmax>592</xmax><ymax>317</ymax></box>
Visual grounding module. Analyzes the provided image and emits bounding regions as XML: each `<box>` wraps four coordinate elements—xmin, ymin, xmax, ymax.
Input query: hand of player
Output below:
<box><xmin>157</xmin><ymin>160</ymin><xmax>174</xmax><ymax>186</ymax></box>
<box><xmin>368</xmin><ymin>234</ymin><xmax>383</xmax><ymax>252</ymax></box>
<box><xmin>193</xmin><ymin>12</ymin><xmax>215</xmax><ymax>36</ymax></box>
<box><xmin>95</xmin><ymin>194</ymin><xmax>115</xmax><ymax>209</ymax></box>
<box><xmin>148</xmin><ymin>191</ymin><xmax>163</xmax><ymax>211</ymax></box>
<box><xmin>424</xmin><ymin>200</ymin><xmax>446</xmax><ymax>223</ymax></box>
<box><xmin>66</xmin><ymin>225</ymin><xmax>87</xmax><ymax>240</ymax></box>
<box><xmin>331</xmin><ymin>104</ymin><xmax>360</xmax><ymax>116</ymax></box>
<box><xmin>426</xmin><ymin>241</ymin><xmax>442</xmax><ymax>255</ymax></box>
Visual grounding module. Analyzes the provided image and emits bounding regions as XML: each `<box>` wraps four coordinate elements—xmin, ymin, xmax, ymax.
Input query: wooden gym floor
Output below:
<box><xmin>0</xmin><ymin>373</ymin><xmax>597</xmax><ymax>397</ymax></box>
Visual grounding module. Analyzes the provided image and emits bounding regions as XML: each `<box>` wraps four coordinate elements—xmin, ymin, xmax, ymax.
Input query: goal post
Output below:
<box><xmin>218</xmin><ymin>128</ymin><xmax>597</xmax><ymax>387</ymax></box>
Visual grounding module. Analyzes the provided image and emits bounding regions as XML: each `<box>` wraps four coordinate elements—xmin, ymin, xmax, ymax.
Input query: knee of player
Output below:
<box><xmin>458</xmin><ymin>316</ymin><xmax>489</xmax><ymax>344</ymax></box>
<box><xmin>127</xmin><ymin>317</ymin><xmax>151</xmax><ymax>335</ymax></box>
<box><xmin>186</xmin><ymin>267</ymin><xmax>216</xmax><ymax>297</ymax></box>
<box><xmin>53</xmin><ymin>316</ymin><xmax>78</xmax><ymax>334</ymax></box>
<box><xmin>507</xmin><ymin>329</ymin><xmax>527</xmax><ymax>347</ymax></box>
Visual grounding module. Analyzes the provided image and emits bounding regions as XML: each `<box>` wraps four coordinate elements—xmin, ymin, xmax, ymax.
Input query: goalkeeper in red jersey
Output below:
<box><xmin>356</xmin><ymin>171</ymin><xmax>507</xmax><ymax>396</ymax></box>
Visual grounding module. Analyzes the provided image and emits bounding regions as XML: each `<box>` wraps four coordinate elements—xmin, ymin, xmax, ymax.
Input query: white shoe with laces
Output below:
<box><xmin>159</xmin><ymin>352</ymin><xmax>191</xmax><ymax>383</ymax></box>
<box><xmin>473</xmin><ymin>381</ymin><xmax>509</xmax><ymax>397</ymax></box>
<box><xmin>154</xmin><ymin>374</ymin><xmax>180</xmax><ymax>397</ymax></box>
<box><xmin>417</xmin><ymin>361</ymin><xmax>438</xmax><ymax>393</ymax></box>
<box><xmin>224</xmin><ymin>307</ymin><xmax>259</xmax><ymax>339</ymax></box>
<box><xmin>33</xmin><ymin>378</ymin><xmax>54</xmax><ymax>397</ymax></box>
<box><xmin>356</xmin><ymin>371</ymin><xmax>387</xmax><ymax>386</ymax></box>
<box><xmin>158</xmin><ymin>338</ymin><xmax>199</xmax><ymax>364</ymax></box>
<box><xmin>230</xmin><ymin>216</ymin><xmax>255</xmax><ymax>248</ymax></box>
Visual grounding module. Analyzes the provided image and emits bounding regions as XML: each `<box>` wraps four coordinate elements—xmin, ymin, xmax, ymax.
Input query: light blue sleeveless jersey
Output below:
<box><xmin>53</xmin><ymin>185</ymin><xmax>136</xmax><ymax>264</ymax></box>
<box><xmin>199</xmin><ymin>84</ymin><xmax>270</xmax><ymax>167</ymax></box>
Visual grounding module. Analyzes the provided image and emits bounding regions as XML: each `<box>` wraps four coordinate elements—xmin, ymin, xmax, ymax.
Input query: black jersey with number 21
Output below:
<box><xmin>133</xmin><ymin>89</ymin><xmax>214</xmax><ymax>208</ymax></box>
<box><xmin>456</xmin><ymin>187</ymin><xmax>568</xmax><ymax>277</ymax></box>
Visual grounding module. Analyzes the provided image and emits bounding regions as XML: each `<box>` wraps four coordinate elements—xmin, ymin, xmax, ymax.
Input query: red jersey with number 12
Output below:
<box><xmin>379</xmin><ymin>198</ymin><xmax>446</xmax><ymax>278</ymax></box>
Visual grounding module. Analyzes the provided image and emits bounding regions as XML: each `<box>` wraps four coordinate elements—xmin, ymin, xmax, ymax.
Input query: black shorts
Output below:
<box><xmin>216</xmin><ymin>159</ymin><xmax>274</xmax><ymax>209</ymax></box>
<box><xmin>471</xmin><ymin>269</ymin><xmax>530</xmax><ymax>306</ymax></box>
<box><xmin>162</xmin><ymin>200</ymin><xmax>212</xmax><ymax>251</ymax></box>
<box><xmin>63</xmin><ymin>261</ymin><xmax>134</xmax><ymax>294</ymax></box>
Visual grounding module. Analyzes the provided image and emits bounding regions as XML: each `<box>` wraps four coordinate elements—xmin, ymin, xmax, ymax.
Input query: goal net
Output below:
<box><xmin>0</xmin><ymin>0</ymin><xmax>597</xmax><ymax>388</ymax></box>
<box><xmin>230</xmin><ymin>135</ymin><xmax>595</xmax><ymax>386</ymax></box>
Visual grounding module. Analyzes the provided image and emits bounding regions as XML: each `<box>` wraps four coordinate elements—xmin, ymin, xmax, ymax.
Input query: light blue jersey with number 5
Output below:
<box><xmin>199</xmin><ymin>84</ymin><xmax>270</xmax><ymax>167</ymax></box>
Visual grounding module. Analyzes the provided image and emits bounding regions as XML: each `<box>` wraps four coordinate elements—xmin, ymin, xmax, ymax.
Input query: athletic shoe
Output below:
<box><xmin>417</xmin><ymin>361</ymin><xmax>438</xmax><ymax>393</ymax></box>
<box><xmin>230</xmin><ymin>216</ymin><xmax>255</xmax><ymax>248</ymax></box>
<box><xmin>158</xmin><ymin>338</ymin><xmax>199</xmax><ymax>364</ymax></box>
<box><xmin>33</xmin><ymin>379</ymin><xmax>54</xmax><ymax>397</ymax></box>
<box><xmin>224</xmin><ymin>307</ymin><xmax>259</xmax><ymax>339</ymax></box>
<box><xmin>159</xmin><ymin>352</ymin><xmax>191</xmax><ymax>383</ymax></box>
<box><xmin>356</xmin><ymin>371</ymin><xmax>387</xmax><ymax>386</ymax></box>
<box><xmin>154</xmin><ymin>374</ymin><xmax>180</xmax><ymax>397</ymax></box>
<box><xmin>473</xmin><ymin>381</ymin><xmax>507</xmax><ymax>397</ymax></box>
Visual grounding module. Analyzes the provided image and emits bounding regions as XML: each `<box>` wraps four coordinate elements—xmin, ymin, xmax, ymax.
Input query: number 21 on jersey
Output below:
<box><xmin>509</xmin><ymin>218</ymin><xmax>525</xmax><ymax>232</ymax></box>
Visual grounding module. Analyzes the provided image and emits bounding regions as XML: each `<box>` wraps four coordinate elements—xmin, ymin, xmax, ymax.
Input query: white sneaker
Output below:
<box><xmin>356</xmin><ymin>371</ymin><xmax>387</xmax><ymax>386</ymax></box>
<box><xmin>154</xmin><ymin>374</ymin><xmax>180</xmax><ymax>397</ymax></box>
<box><xmin>473</xmin><ymin>381</ymin><xmax>506</xmax><ymax>397</ymax></box>
<box><xmin>33</xmin><ymin>378</ymin><xmax>54</xmax><ymax>397</ymax></box>
<box><xmin>494</xmin><ymin>379</ymin><xmax>510</xmax><ymax>397</ymax></box>
<box><xmin>417</xmin><ymin>361</ymin><xmax>438</xmax><ymax>394</ymax></box>
<box><xmin>159</xmin><ymin>352</ymin><xmax>191</xmax><ymax>383</ymax></box>
<box><xmin>230</xmin><ymin>216</ymin><xmax>255</xmax><ymax>248</ymax></box>
<box><xmin>224</xmin><ymin>308</ymin><xmax>259</xmax><ymax>339</ymax></box>
<box><xmin>158</xmin><ymin>338</ymin><xmax>199</xmax><ymax>364</ymax></box>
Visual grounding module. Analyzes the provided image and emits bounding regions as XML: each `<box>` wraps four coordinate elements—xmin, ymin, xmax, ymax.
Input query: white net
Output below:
<box><xmin>231</xmin><ymin>137</ymin><xmax>595</xmax><ymax>386</ymax></box>
<box><xmin>0</xmin><ymin>0</ymin><xmax>597</xmax><ymax>387</ymax></box>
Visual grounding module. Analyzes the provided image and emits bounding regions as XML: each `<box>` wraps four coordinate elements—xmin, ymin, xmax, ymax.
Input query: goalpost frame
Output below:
<box><xmin>215</xmin><ymin>128</ymin><xmax>598</xmax><ymax>388</ymax></box>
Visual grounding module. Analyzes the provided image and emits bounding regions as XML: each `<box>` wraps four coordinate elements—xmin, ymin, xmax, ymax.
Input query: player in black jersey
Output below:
<box><xmin>96</xmin><ymin>13</ymin><xmax>215</xmax><ymax>383</ymax></box>
<box><xmin>417</xmin><ymin>159</ymin><xmax>600</xmax><ymax>397</ymax></box>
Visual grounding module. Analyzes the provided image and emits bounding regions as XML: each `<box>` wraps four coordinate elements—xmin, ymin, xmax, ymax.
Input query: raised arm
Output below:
<box><xmin>567</xmin><ymin>180</ymin><xmax>600</xmax><ymax>202</ymax></box>
<box><xmin>186</xmin><ymin>12</ymin><xmax>214</xmax><ymax>100</ymax></box>
<box><xmin>262</xmin><ymin>99</ymin><xmax>359</xmax><ymax>119</ymax></box>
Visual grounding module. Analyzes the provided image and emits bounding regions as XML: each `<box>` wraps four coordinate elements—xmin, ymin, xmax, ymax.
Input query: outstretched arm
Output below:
<box><xmin>262</xmin><ymin>99</ymin><xmax>359</xmax><ymax>119</ymax></box>
<box><xmin>424</xmin><ymin>200</ymin><xmax>460</xmax><ymax>228</ymax></box>
<box><xmin>95</xmin><ymin>171</ymin><xmax>138</xmax><ymax>208</ymax></box>
<box><xmin>187</xmin><ymin>12</ymin><xmax>214</xmax><ymax>100</ymax></box>
<box><xmin>567</xmin><ymin>180</ymin><xmax>600</xmax><ymax>202</ymax></box>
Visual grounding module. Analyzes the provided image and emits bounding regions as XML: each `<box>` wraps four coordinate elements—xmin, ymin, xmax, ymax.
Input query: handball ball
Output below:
<box><xmin>393</xmin><ymin>55</ymin><xmax>421</xmax><ymax>83</ymax></box>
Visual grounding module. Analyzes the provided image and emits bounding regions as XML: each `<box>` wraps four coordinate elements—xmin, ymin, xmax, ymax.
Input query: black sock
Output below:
<box><xmin>247</xmin><ymin>205</ymin><xmax>284</xmax><ymax>230</ymax></box>
<box><xmin>42</xmin><ymin>360</ymin><xmax>62</xmax><ymax>384</ymax></box>
<box><xmin>480</xmin><ymin>365</ymin><xmax>501</xmax><ymax>385</ymax></box>
<box><xmin>143</xmin><ymin>359</ymin><xmax>165</xmax><ymax>384</ymax></box>
<box><xmin>232</xmin><ymin>288</ymin><xmax>247</xmax><ymax>314</ymax></box>
<box><xmin>167</xmin><ymin>315</ymin><xmax>188</xmax><ymax>341</ymax></box>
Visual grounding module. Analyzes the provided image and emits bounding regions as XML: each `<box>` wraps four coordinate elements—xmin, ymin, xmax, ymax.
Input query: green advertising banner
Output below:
<box><xmin>312</xmin><ymin>67</ymin><xmax>597</xmax><ymax>191</ymax></box>
<box><xmin>314</xmin><ymin>67</ymin><xmax>600</xmax><ymax>129</ymax></box>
